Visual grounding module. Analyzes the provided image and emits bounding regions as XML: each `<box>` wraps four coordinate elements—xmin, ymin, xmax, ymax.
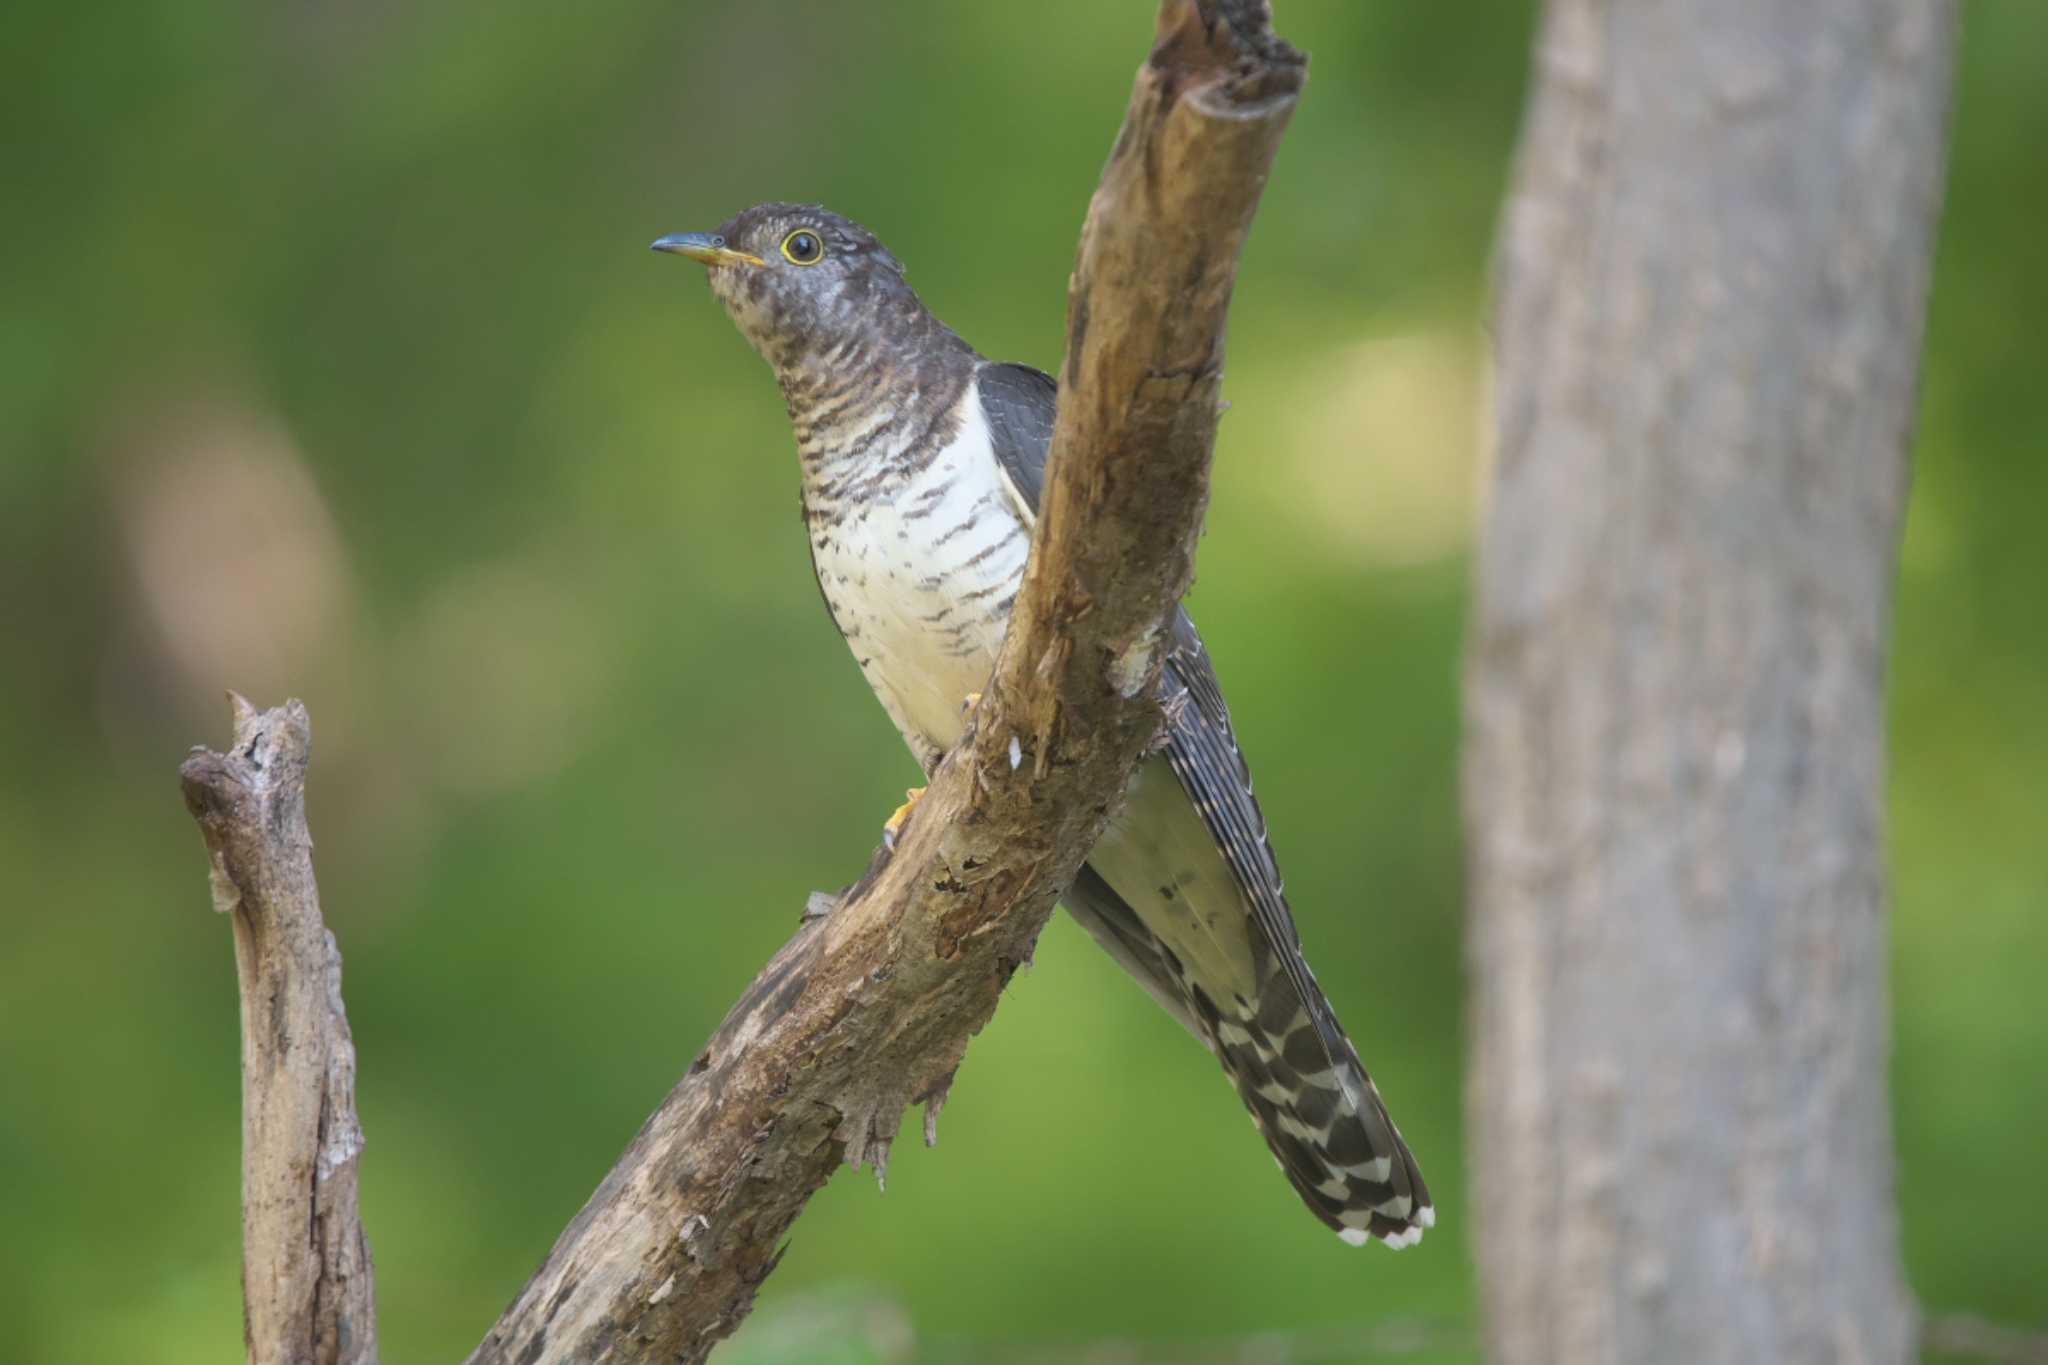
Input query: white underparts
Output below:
<box><xmin>806</xmin><ymin>391</ymin><xmax>1030</xmax><ymax>757</ymax></box>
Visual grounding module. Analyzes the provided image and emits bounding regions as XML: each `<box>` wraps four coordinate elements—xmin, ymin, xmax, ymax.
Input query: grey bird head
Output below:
<box><xmin>653</xmin><ymin>203</ymin><xmax>963</xmax><ymax>383</ymax></box>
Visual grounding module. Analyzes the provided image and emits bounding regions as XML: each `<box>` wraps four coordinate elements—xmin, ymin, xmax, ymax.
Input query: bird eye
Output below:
<box><xmin>781</xmin><ymin>230</ymin><xmax>824</xmax><ymax>265</ymax></box>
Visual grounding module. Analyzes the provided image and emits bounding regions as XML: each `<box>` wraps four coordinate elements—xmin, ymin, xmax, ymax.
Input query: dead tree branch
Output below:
<box><xmin>182</xmin><ymin>696</ymin><xmax>377</xmax><ymax>1365</ymax></box>
<box><xmin>465</xmin><ymin>7</ymin><xmax>1303</xmax><ymax>1361</ymax></box>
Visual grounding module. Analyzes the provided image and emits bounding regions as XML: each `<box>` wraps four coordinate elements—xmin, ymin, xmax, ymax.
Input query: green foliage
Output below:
<box><xmin>2</xmin><ymin>2</ymin><xmax>2041</xmax><ymax>1360</ymax></box>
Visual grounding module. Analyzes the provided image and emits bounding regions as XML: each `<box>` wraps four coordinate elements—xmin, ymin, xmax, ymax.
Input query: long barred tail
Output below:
<box><xmin>1191</xmin><ymin>965</ymin><xmax>1434</xmax><ymax>1248</ymax></box>
<box><xmin>1062</xmin><ymin>866</ymin><xmax>1433</xmax><ymax>1249</ymax></box>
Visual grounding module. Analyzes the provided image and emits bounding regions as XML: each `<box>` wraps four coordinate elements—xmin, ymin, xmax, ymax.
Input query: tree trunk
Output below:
<box><xmin>1464</xmin><ymin>3</ymin><xmax>1955</xmax><ymax>1363</ymax></box>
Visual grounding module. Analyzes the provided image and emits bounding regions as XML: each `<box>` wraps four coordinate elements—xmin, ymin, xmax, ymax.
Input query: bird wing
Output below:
<box><xmin>977</xmin><ymin>360</ymin><xmax>1058</xmax><ymax>521</ymax></box>
<box><xmin>980</xmin><ymin>361</ymin><xmax>1319</xmax><ymax>1029</ymax></box>
<box><xmin>974</xmin><ymin>361</ymin><xmax>1432</xmax><ymax>1246</ymax></box>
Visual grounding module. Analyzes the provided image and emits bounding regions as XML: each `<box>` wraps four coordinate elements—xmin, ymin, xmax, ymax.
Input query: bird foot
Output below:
<box><xmin>882</xmin><ymin>786</ymin><xmax>926</xmax><ymax>849</ymax></box>
<box><xmin>960</xmin><ymin>691</ymin><xmax>982</xmax><ymax>716</ymax></box>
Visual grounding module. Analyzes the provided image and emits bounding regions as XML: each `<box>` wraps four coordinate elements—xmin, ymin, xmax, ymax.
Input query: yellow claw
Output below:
<box><xmin>960</xmin><ymin>691</ymin><xmax>982</xmax><ymax>715</ymax></box>
<box><xmin>884</xmin><ymin>786</ymin><xmax>927</xmax><ymax>847</ymax></box>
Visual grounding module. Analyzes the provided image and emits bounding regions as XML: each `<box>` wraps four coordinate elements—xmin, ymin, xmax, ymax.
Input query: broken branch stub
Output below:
<box><xmin>182</xmin><ymin>696</ymin><xmax>378</xmax><ymax>1365</ymax></box>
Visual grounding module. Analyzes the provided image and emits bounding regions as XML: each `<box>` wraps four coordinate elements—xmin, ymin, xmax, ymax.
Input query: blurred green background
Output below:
<box><xmin>4</xmin><ymin>3</ymin><xmax>2042</xmax><ymax>1361</ymax></box>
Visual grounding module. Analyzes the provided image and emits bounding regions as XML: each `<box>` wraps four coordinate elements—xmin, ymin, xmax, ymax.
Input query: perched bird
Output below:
<box><xmin>655</xmin><ymin>204</ymin><xmax>1432</xmax><ymax>1248</ymax></box>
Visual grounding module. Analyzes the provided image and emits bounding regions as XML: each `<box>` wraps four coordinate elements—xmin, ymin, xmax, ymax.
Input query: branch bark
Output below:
<box><xmin>466</xmin><ymin>8</ymin><xmax>1302</xmax><ymax>1360</ymax></box>
<box><xmin>183</xmin><ymin>696</ymin><xmax>377</xmax><ymax>1365</ymax></box>
<box><xmin>1465</xmin><ymin>2</ymin><xmax>1955</xmax><ymax>1363</ymax></box>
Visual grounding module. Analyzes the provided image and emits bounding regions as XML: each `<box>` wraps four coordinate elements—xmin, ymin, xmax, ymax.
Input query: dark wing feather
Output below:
<box><xmin>978</xmin><ymin>361</ymin><xmax>1059</xmax><ymax>516</ymax></box>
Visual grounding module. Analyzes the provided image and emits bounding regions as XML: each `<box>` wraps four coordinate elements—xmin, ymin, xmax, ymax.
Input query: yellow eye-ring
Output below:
<box><xmin>781</xmin><ymin>230</ymin><xmax>825</xmax><ymax>265</ymax></box>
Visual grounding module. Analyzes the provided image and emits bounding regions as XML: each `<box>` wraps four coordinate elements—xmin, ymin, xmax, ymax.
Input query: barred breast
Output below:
<box><xmin>800</xmin><ymin>386</ymin><xmax>1029</xmax><ymax>763</ymax></box>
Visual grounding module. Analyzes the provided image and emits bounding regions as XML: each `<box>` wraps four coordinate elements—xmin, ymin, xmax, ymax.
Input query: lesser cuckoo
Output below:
<box><xmin>655</xmin><ymin>204</ymin><xmax>1433</xmax><ymax>1249</ymax></box>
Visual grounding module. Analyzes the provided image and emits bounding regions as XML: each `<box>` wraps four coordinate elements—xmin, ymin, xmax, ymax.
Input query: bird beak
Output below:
<box><xmin>651</xmin><ymin>232</ymin><xmax>765</xmax><ymax>268</ymax></box>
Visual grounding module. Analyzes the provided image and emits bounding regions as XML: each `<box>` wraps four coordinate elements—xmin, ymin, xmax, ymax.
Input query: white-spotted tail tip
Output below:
<box><xmin>1339</xmin><ymin>1203</ymin><xmax>1434</xmax><ymax>1250</ymax></box>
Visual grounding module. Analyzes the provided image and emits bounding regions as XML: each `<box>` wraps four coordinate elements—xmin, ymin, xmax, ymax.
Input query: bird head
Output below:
<box><xmin>653</xmin><ymin>203</ymin><xmax>936</xmax><ymax>380</ymax></box>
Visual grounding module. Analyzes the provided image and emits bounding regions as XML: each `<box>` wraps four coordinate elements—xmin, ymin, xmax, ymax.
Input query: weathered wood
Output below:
<box><xmin>1465</xmin><ymin>2</ymin><xmax>1955</xmax><ymax>1362</ymax></box>
<box><xmin>183</xmin><ymin>696</ymin><xmax>377</xmax><ymax>1365</ymax></box>
<box><xmin>462</xmin><ymin>4</ymin><xmax>1305</xmax><ymax>1362</ymax></box>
